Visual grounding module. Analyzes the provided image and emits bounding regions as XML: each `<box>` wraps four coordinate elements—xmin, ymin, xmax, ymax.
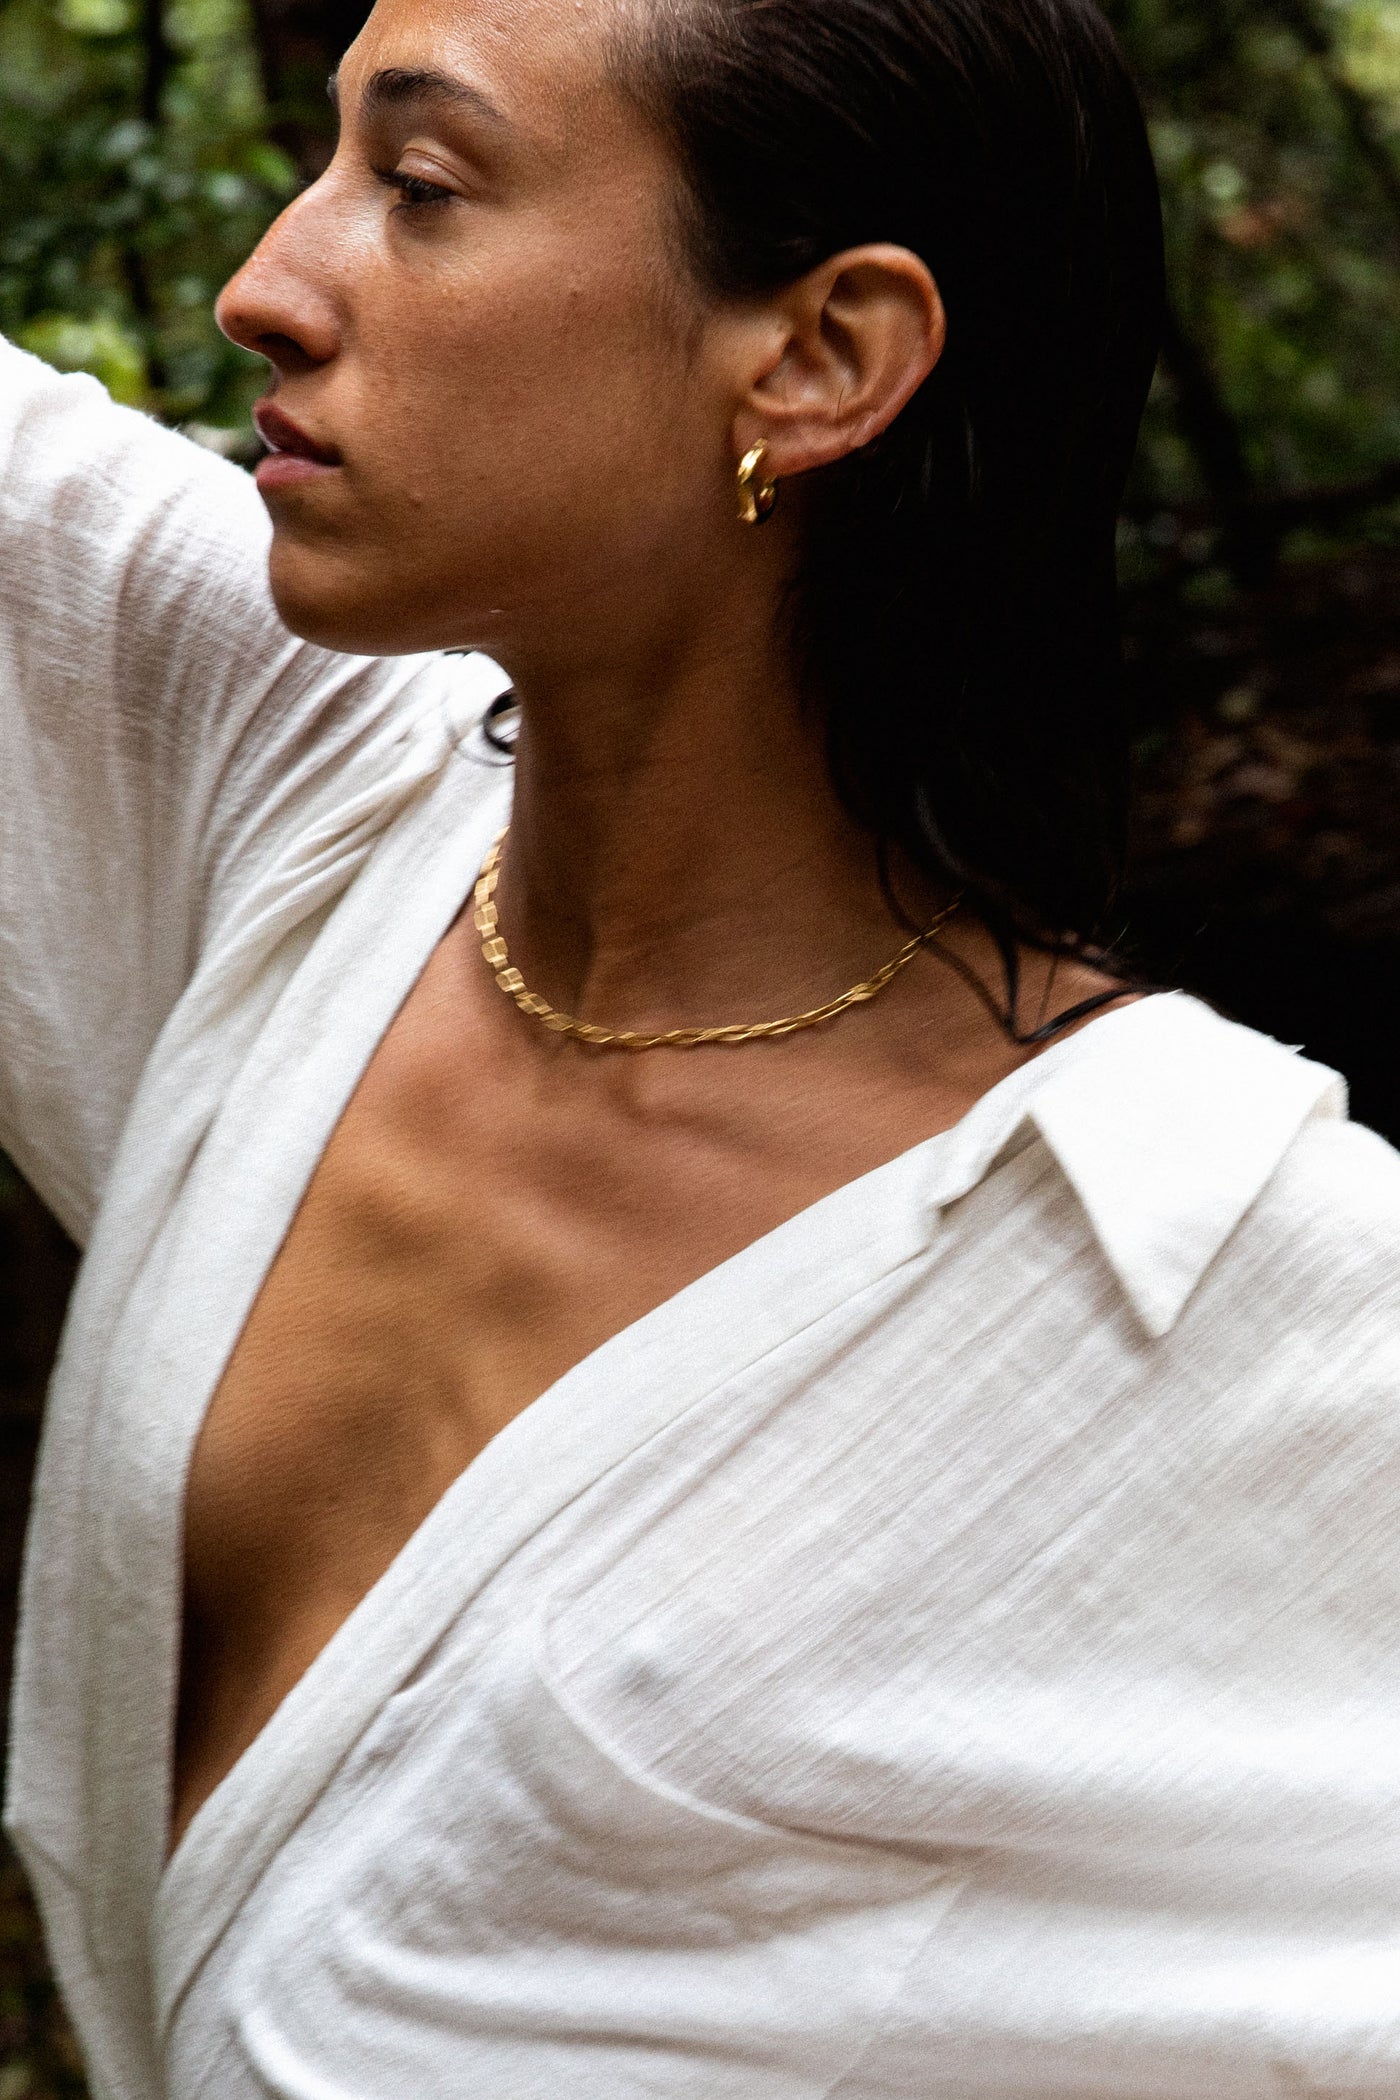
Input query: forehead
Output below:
<box><xmin>340</xmin><ymin>0</ymin><xmax>638</xmax><ymax>141</ymax></box>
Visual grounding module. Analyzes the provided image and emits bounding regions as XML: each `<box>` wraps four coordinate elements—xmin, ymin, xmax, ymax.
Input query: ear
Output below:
<box><xmin>733</xmin><ymin>245</ymin><xmax>946</xmax><ymax>481</ymax></box>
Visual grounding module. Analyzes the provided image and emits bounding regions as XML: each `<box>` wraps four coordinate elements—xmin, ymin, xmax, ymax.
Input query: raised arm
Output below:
<box><xmin>0</xmin><ymin>337</ymin><xmax>463</xmax><ymax>1240</ymax></box>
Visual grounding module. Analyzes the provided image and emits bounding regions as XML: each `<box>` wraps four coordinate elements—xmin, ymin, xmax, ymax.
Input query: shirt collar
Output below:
<box><xmin>1022</xmin><ymin>992</ymin><xmax>1346</xmax><ymax>1338</ymax></box>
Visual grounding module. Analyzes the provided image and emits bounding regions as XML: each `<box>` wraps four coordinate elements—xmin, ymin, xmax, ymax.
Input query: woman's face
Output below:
<box><xmin>217</xmin><ymin>0</ymin><xmax>742</xmax><ymax>660</ymax></box>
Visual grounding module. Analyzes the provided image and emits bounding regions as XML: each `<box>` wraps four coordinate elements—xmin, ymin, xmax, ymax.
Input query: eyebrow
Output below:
<box><xmin>327</xmin><ymin>65</ymin><xmax>507</xmax><ymax>129</ymax></box>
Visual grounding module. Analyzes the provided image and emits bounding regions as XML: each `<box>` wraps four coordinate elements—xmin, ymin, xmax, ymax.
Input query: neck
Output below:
<box><xmin>488</xmin><ymin>596</ymin><xmax>927</xmax><ymax>1037</ymax></box>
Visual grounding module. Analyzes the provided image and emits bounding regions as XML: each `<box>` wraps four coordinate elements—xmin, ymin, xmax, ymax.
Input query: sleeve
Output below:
<box><xmin>0</xmin><ymin>335</ymin><xmax>455</xmax><ymax>1242</ymax></box>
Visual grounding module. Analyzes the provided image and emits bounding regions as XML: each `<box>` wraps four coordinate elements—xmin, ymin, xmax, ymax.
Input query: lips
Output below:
<box><xmin>252</xmin><ymin>399</ymin><xmax>343</xmax><ymax>465</ymax></box>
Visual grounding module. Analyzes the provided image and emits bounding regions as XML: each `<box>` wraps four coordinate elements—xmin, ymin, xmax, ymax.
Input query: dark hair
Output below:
<box><xmin>612</xmin><ymin>0</ymin><xmax>1164</xmax><ymax>956</ymax></box>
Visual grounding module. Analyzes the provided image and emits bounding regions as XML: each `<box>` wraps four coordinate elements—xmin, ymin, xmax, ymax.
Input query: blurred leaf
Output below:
<box><xmin>0</xmin><ymin>0</ymin><xmax>295</xmax><ymax>435</ymax></box>
<box><xmin>15</xmin><ymin>310</ymin><xmax>147</xmax><ymax>403</ymax></box>
<box><xmin>240</xmin><ymin>138</ymin><xmax>295</xmax><ymax>190</ymax></box>
<box><xmin>56</xmin><ymin>0</ymin><xmax>134</xmax><ymax>37</ymax></box>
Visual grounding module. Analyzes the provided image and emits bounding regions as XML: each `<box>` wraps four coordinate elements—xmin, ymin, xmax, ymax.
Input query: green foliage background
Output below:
<box><xmin>0</xmin><ymin>0</ymin><xmax>296</xmax><ymax>436</ymax></box>
<box><xmin>1108</xmin><ymin>0</ymin><xmax>1400</xmax><ymax>588</ymax></box>
<box><xmin>1127</xmin><ymin>0</ymin><xmax>1400</xmax><ymax>488</ymax></box>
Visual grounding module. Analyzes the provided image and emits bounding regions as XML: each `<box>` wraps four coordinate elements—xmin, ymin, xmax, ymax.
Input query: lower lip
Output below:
<box><xmin>254</xmin><ymin>452</ymin><xmax>341</xmax><ymax>492</ymax></box>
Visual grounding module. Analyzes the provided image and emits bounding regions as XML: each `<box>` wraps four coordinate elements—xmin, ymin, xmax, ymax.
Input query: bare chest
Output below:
<box><xmin>170</xmin><ymin>927</ymin><xmax>994</xmax><ymax>1845</ymax></box>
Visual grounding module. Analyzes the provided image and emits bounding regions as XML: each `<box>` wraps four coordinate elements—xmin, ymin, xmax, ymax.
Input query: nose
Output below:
<box><xmin>216</xmin><ymin>184</ymin><xmax>344</xmax><ymax>377</ymax></box>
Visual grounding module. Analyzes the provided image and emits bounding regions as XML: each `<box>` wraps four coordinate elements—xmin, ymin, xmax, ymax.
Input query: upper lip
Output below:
<box><xmin>253</xmin><ymin>400</ymin><xmax>343</xmax><ymax>465</ymax></box>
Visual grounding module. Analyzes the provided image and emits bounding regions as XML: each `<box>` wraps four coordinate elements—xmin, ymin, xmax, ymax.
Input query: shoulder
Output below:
<box><xmin>1156</xmin><ymin>1103</ymin><xmax>1400</xmax><ymax>1418</ymax></box>
<box><xmin>0</xmin><ymin>331</ymin><xmax>268</xmax><ymax>563</ymax></box>
<box><xmin>1226</xmin><ymin>1110</ymin><xmax>1400</xmax><ymax>1317</ymax></box>
<box><xmin>1021</xmin><ymin>993</ymin><xmax>1398</xmax><ymax>1340</ymax></box>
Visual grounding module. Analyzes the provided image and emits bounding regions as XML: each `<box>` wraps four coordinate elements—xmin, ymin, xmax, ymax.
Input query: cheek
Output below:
<box><xmin>379</xmin><ymin>262</ymin><xmax>699</xmax><ymax>541</ymax></box>
<box><xmin>266</xmin><ymin>234</ymin><xmax>718</xmax><ymax>653</ymax></box>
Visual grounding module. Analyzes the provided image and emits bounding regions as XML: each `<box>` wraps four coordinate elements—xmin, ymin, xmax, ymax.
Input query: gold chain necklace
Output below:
<box><xmin>472</xmin><ymin>829</ymin><xmax>959</xmax><ymax>1050</ymax></box>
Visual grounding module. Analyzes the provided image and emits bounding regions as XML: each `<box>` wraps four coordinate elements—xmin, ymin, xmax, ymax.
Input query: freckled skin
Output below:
<box><xmin>175</xmin><ymin>0</ymin><xmax>1128</xmax><ymax>1848</ymax></box>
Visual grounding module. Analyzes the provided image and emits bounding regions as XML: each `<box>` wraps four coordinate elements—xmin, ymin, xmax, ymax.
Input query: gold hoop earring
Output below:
<box><xmin>736</xmin><ymin>442</ymin><xmax>778</xmax><ymax>525</ymax></box>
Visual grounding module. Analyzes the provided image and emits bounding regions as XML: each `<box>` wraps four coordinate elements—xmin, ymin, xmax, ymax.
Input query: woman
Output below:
<box><xmin>2</xmin><ymin>0</ymin><xmax>1398</xmax><ymax>2089</ymax></box>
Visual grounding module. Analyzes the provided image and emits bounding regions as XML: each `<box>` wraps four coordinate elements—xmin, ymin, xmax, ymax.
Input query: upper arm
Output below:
<box><xmin>0</xmin><ymin>337</ymin><xmax>455</xmax><ymax>1237</ymax></box>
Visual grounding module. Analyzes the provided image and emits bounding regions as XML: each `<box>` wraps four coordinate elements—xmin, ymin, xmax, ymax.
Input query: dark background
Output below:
<box><xmin>5</xmin><ymin>0</ymin><xmax>1400</xmax><ymax>2081</ymax></box>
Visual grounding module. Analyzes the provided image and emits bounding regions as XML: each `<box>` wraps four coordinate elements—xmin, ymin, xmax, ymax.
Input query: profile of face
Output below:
<box><xmin>216</xmin><ymin>0</ymin><xmax>944</xmax><ymax>666</ymax></box>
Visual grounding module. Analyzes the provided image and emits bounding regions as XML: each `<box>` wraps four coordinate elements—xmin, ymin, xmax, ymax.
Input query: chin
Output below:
<box><xmin>266</xmin><ymin>539</ymin><xmax>436</xmax><ymax>658</ymax></box>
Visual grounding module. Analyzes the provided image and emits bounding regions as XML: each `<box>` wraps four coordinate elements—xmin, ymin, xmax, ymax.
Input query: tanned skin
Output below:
<box><xmin>175</xmin><ymin>0</ymin><xmax>1126</xmax><ymax>1848</ymax></box>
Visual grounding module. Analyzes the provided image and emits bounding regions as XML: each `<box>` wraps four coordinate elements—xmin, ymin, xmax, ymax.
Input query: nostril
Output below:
<box><xmin>252</xmin><ymin>333</ymin><xmax>325</xmax><ymax>377</ymax></box>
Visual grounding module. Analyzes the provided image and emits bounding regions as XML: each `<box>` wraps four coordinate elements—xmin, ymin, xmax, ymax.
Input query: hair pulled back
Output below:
<box><xmin>616</xmin><ymin>0</ymin><xmax>1164</xmax><ymax>949</ymax></box>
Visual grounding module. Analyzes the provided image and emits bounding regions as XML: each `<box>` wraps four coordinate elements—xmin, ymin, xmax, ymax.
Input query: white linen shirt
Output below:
<box><xmin>2</xmin><ymin>336</ymin><xmax>1400</xmax><ymax>2100</ymax></box>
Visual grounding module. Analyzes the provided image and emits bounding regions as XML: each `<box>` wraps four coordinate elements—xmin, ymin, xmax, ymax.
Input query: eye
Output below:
<box><xmin>374</xmin><ymin>167</ymin><xmax>457</xmax><ymax>211</ymax></box>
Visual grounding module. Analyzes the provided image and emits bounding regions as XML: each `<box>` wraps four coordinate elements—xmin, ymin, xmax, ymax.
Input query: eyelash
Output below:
<box><xmin>374</xmin><ymin>168</ymin><xmax>455</xmax><ymax>210</ymax></box>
